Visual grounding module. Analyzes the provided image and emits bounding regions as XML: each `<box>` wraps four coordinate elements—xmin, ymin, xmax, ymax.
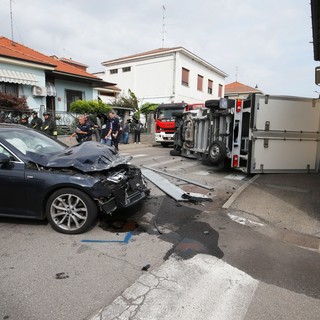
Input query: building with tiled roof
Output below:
<box><xmin>101</xmin><ymin>47</ymin><xmax>228</xmax><ymax>105</ymax></box>
<box><xmin>224</xmin><ymin>81</ymin><xmax>263</xmax><ymax>99</ymax></box>
<box><xmin>0</xmin><ymin>36</ymin><xmax>117</xmax><ymax>116</ymax></box>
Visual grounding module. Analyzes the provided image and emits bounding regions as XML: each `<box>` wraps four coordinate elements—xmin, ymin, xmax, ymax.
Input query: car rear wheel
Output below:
<box><xmin>46</xmin><ymin>188</ymin><xmax>98</xmax><ymax>234</ymax></box>
<box><xmin>208</xmin><ymin>141</ymin><xmax>226</xmax><ymax>165</ymax></box>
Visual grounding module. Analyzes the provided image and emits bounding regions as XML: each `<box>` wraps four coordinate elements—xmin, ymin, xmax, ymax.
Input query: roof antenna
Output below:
<box><xmin>162</xmin><ymin>5</ymin><xmax>166</xmax><ymax>48</ymax></box>
<box><xmin>10</xmin><ymin>0</ymin><xmax>14</xmax><ymax>44</ymax></box>
<box><xmin>235</xmin><ymin>66</ymin><xmax>238</xmax><ymax>82</ymax></box>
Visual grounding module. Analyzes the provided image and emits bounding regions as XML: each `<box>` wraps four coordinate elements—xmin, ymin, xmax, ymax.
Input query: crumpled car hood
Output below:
<box><xmin>27</xmin><ymin>141</ymin><xmax>132</xmax><ymax>172</ymax></box>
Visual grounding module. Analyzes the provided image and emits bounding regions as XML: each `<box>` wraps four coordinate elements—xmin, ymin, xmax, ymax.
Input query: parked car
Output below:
<box><xmin>0</xmin><ymin>123</ymin><xmax>149</xmax><ymax>234</ymax></box>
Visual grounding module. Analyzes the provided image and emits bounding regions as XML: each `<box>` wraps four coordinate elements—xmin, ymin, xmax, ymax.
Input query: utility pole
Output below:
<box><xmin>10</xmin><ymin>0</ymin><xmax>14</xmax><ymax>43</ymax></box>
<box><xmin>162</xmin><ymin>5</ymin><xmax>166</xmax><ymax>48</ymax></box>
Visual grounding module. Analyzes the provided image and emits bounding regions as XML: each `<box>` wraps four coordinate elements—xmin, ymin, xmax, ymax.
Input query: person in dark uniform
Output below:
<box><xmin>100</xmin><ymin>113</ymin><xmax>113</xmax><ymax>146</ymax></box>
<box><xmin>30</xmin><ymin>111</ymin><xmax>43</xmax><ymax>131</ymax></box>
<box><xmin>70</xmin><ymin>115</ymin><xmax>93</xmax><ymax>144</ymax></box>
<box><xmin>20</xmin><ymin>114</ymin><xmax>31</xmax><ymax>127</ymax></box>
<box><xmin>41</xmin><ymin>111</ymin><xmax>57</xmax><ymax>138</ymax></box>
<box><xmin>108</xmin><ymin>110</ymin><xmax>120</xmax><ymax>150</ymax></box>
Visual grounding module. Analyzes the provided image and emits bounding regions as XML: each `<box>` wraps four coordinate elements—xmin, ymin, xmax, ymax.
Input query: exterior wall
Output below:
<box><xmin>54</xmin><ymin>79</ymin><xmax>96</xmax><ymax>112</ymax></box>
<box><xmin>1</xmin><ymin>62</ymin><xmax>47</xmax><ymax>110</ymax></box>
<box><xmin>103</xmin><ymin>50</ymin><xmax>226</xmax><ymax>106</ymax></box>
<box><xmin>174</xmin><ymin>52</ymin><xmax>225</xmax><ymax>103</ymax></box>
<box><xmin>104</xmin><ymin>53</ymin><xmax>176</xmax><ymax>105</ymax></box>
<box><xmin>1</xmin><ymin>63</ymin><xmax>100</xmax><ymax>114</ymax></box>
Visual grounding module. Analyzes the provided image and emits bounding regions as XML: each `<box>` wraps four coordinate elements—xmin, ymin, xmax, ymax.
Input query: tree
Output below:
<box><xmin>113</xmin><ymin>89</ymin><xmax>139</xmax><ymax>119</ymax></box>
<box><xmin>70</xmin><ymin>99</ymin><xmax>111</xmax><ymax>115</ymax></box>
<box><xmin>0</xmin><ymin>92</ymin><xmax>30</xmax><ymax>123</ymax></box>
<box><xmin>140</xmin><ymin>102</ymin><xmax>158</xmax><ymax>114</ymax></box>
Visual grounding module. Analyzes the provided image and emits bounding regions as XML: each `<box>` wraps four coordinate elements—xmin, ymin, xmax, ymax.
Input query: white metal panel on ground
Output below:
<box><xmin>251</xmin><ymin>139</ymin><xmax>318</xmax><ymax>173</ymax></box>
<box><xmin>254</xmin><ymin>95</ymin><xmax>320</xmax><ymax>132</ymax></box>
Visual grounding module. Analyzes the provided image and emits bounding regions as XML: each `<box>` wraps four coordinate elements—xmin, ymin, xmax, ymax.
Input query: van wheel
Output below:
<box><xmin>208</xmin><ymin>141</ymin><xmax>226</xmax><ymax>164</ymax></box>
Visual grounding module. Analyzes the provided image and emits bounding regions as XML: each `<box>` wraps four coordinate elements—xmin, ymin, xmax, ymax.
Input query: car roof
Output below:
<box><xmin>0</xmin><ymin>123</ymin><xmax>30</xmax><ymax>130</ymax></box>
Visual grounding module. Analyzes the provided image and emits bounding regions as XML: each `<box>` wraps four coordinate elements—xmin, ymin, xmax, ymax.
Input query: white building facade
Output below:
<box><xmin>101</xmin><ymin>47</ymin><xmax>228</xmax><ymax>106</ymax></box>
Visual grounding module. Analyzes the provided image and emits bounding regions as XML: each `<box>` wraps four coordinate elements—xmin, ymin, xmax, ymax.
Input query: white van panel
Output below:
<box><xmin>254</xmin><ymin>95</ymin><xmax>320</xmax><ymax>133</ymax></box>
<box><xmin>251</xmin><ymin>139</ymin><xmax>318</xmax><ymax>173</ymax></box>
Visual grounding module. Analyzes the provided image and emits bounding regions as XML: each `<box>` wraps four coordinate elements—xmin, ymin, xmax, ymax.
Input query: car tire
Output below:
<box><xmin>208</xmin><ymin>141</ymin><xmax>226</xmax><ymax>165</ymax></box>
<box><xmin>46</xmin><ymin>188</ymin><xmax>98</xmax><ymax>234</ymax></box>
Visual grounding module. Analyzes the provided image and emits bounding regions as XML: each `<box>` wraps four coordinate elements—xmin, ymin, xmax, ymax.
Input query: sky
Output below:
<box><xmin>0</xmin><ymin>0</ymin><xmax>319</xmax><ymax>98</ymax></box>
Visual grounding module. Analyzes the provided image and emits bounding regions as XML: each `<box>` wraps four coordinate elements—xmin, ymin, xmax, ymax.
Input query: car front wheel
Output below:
<box><xmin>46</xmin><ymin>188</ymin><xmax>98</xmax><ymax>234</ymax></box>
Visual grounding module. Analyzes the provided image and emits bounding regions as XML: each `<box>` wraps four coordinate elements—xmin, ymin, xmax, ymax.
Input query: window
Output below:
<box><xmin>122</xmin><ymin>67</ymin><xmax>131</xmax><ymax>72</ymax></box>
<box><xmin>218</xmin><ymin>84</ymin><xmax>223</xmax><ymax>97</ymax></box>
<box><xmin>181</xmin><ymin>68</ymin><xmax>189</xmax><ymax>86</ymax></box>
<box><xmin>197</xmin><ymin>75</ymin><xmax>203</xmax><ymax>91</ymax></box>
<box><xmin>66</xmin><ymin>89</ymin><xmax>83</xmax><ymax>112</ymax></box>
<box><xmin>208</xmin><ymin>80</ymin><xmax>213</xmax><ymax>94</ymax></box>
<box><xmin>0</xmin><ymin>82</ymin><xmax>19</xmax><ymax>96</ymax></box>
<box><xmin>110</xmin><ymin>69</ymin><xmax>118</xmax><ymax>74</ymax></box>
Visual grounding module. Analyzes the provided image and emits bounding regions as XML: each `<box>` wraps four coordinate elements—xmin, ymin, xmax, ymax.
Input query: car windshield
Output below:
<box><xmin>0</xmin><ymin>128</ymin><xmax>66</xmax><ymax>156</ymax></box>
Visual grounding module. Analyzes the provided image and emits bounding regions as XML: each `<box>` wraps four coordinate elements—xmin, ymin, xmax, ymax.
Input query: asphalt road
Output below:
<box><xmin>1</xmin><ymin>143</ymin><xmax>319</xmax><ymax>320</ymax></box>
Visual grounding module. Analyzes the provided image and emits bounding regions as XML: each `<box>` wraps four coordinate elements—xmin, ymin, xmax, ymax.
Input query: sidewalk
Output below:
<box><xmin>223</xmin><ymin>173</ymin><xmax>320</xmax><ymax>251</ymax></box>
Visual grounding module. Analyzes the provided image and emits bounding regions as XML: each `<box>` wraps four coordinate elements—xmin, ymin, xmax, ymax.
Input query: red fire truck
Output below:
<box><xmin>154</xmin><ymin>102</ymin><xmax>204</xmax><ymax>147</ymax></box>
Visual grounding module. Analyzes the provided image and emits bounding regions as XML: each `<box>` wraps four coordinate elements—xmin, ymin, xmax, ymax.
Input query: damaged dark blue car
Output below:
<box><xmin>0</xmin><ymin>123</ymin><xmax>149</xmax><ymax>234</ymax></box>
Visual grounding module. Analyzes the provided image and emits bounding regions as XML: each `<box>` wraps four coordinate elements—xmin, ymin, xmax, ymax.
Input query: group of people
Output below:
<box><xmin>71</xmin><ymin>110</ymin><xmax>143</xmax><ymax>150</ymax></box>
<box><xmin>20</xmin><ymin>111</ymin><xmax>58</xmax><ymax>138</ymax></box>
<box><xmin>19</xmin><ymin>109</ymin><xmax>144</xmax><ymax>148</ymax></box>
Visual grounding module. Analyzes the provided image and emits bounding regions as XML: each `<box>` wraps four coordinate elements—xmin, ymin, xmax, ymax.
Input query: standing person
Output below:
<box><xmin>20</xmin><ymin>114</ymin><xmax>31</xmax><ymax>127</ymax></box>
<box><xmin>70</xmin><ymin>115</ymin><xmax>93</xmax><ymax>144</ymax></box>
<box><xmin>108</xmin><ymin>110</ymin><xmax>120</xmax><ymax>150</ymax></box>
<box><xmin>122</xmin><ymin>119</ymin><xmax>130</xmax><ymax>144</ymax></box>
<box><xmin>134</xmin><ymin>119</ymin><xmax>143</xmax><ymax>144</ymax></box>
<box><xmin>100</xmin><ymin>113</ymin><xmax>113</xmax><ymax>146</ymax></box>
<box><xmin>30</xmin><ymin>111</ymin><xmax>43</xmax><ymax>131</ymax></box>
<box><xmin>84</xmin><ymin>113</ymin><xmax>100</xmax><ymax>141</ymax></box>
<box><xmin>42</xmin><ymin>111</ymin><xmax>57</xmax><ymax>138</ymax></box>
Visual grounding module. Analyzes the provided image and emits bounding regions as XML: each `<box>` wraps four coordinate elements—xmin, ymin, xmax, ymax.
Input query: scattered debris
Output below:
<box><xmin>142</xmin><ymin>165</ymin><xmax>214</xmax><ymax>190</ymax></box>
<box><xmin>99</xmin><ymin>219</ymin><xmax>139</xmax><ymax>232</ymax></box>
<box><xmin>55</xmin><ymin>272</ymin><xmax>69</xmax><ymax>280</ymax></box>
<box><xmin>154</xmin><ymin>220</ymin><xmax>163</xmax><ymax>234</ymax></box>
<box><xmin>141</xmin><ymin>264</ymin><xmax>151</xmax><ymax>271</ymax></box>
<box><xmin>141</xmin><ymin>169</ymin><xmax>212</xmax><ymax>202</ymax></box>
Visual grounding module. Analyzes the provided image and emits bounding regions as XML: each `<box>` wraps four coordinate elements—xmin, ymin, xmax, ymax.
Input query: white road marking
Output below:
<box><xmin>92</xmin><ymin>254</ymin><xmax>259</xmax><ymax>320</ymax></box>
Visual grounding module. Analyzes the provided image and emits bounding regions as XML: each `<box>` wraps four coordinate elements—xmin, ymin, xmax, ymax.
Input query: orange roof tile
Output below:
<box><xmin>0</xmin><ymin>36</ymin><xmax>100</xmax><ymax>80</ymax></box>
<box><xmin>225</xmin><ymin>81</ymin><xmax>262</xmax><ymax>94</ymax></box>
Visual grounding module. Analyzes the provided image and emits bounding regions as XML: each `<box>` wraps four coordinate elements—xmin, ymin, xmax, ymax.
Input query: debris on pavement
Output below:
<box><xmin>142</xmin><ymin>165</ymin><xmax>214</xmax><ymax>190</ymax></box>
<box><xmin>141</xmin><ymin>264</ymin><xmax>151</xmax><ymax>271</ymax></box>
<box><xmin>141</xmin><ymin>168</ymin><xmax>212</xmax><ymax>202</ymax></box>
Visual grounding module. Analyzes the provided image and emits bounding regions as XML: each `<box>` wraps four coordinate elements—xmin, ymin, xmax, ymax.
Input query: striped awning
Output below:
<box><xmin>0</xmin><ymin>68</ymin><xmax>38</xmax><ymax>86</ymax></box>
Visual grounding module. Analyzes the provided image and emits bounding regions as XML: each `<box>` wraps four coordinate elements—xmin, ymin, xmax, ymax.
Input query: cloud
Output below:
<box><xmin>0</xmin><ymin>0</ymin><xmax>318</xmax><ymax>97</ymax></box>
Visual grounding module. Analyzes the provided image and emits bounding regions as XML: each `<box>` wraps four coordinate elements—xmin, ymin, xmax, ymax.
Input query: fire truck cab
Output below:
<box><xmin>154</xmin><ymin>102</ymin><xmax>204</xmax><ymax>147</ymax></box>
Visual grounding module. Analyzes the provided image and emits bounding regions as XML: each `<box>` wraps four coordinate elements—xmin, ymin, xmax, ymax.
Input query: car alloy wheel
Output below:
<box><xmin>46</xmin><ymin>188</ymin><xmax>98</xmax><ymax>234</ymax></box>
